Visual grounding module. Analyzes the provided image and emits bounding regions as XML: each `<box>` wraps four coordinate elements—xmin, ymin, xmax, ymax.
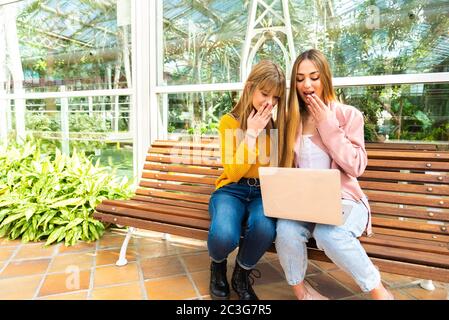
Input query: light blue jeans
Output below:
<box><xmin>275</xmin><ymin>199</ymin><xmax>381</xmax><ymax>292</ymax></box>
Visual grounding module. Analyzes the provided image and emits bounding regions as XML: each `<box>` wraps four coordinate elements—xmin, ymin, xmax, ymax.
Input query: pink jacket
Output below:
<box><xmin>294</xmin><ymin>101</ymin><xmax>373</xmax><ymax>236</ymax></box>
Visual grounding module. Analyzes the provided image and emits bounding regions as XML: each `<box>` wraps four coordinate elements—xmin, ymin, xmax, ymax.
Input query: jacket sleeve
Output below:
<box><xmin>219</xmin><ymin>117</ymin><xmax>259</xmax><ymax>182</ymax></box>
<box><xmin>316</xmin><ymin>107</ymin><xmax>368</xmax><ymax>177</ymax></box>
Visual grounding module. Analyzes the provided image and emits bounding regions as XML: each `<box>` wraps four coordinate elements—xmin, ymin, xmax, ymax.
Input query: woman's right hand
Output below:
<box><xmin>247</xmin><ymin>102</ymin><xmax>274</xmax><ymax>137</ymax></box>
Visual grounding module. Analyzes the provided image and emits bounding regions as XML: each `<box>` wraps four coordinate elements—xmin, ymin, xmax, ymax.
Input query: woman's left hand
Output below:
<box><xmin>305</xmin><ymin>94</ymin><xmax>333</xmax><ymax>123</ymax></box>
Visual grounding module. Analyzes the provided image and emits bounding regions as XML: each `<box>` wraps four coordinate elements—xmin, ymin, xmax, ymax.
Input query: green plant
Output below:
<box><xmin>0</xmin><ymin>137</ymin><xmax>134</xmax><ymax>246</ymax></box>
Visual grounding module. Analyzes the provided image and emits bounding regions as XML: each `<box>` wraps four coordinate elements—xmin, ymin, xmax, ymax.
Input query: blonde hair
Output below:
<box><xmin>278</xmin><ymin>49</ymin><xmax>337</xmax><ymax>167</ymax></box>
<box><xmin>230</xmin><ymin>60</ymin><xmax>286</xmax><ymax>132</ymax></box>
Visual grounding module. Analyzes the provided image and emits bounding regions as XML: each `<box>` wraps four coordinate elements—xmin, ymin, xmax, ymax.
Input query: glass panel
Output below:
<box><xmin>163</xmin><ymin>0</ymin><xmax>247</xmax><ymax>85</ymax></box>
<box><xmin>165</xmin><ymin>91</ymin><xmax>239</xmax><ymax>138</ymax></box>
<box><xmin>0</xmin><ymin>0</ymin><xmax>132</xmax><ymax>93</ymax></box>
<box><xmin>6</xmin><ymin>95</ymin><xmax>133</xmax><ymax>178</ymax></box>
<box><xmin>162</xmin><ymin>0</ymin><xmax>449</xmax><ymax>83</ymax></box>
<box><xmin>164</xmin><ymin>83</ymin><xmax>449</xmax><ymax>146</ymax></box>
<box><xmin>337</xmin><ymin>83</ymin><xmax>449</xmax><ymax>145</ymax></box>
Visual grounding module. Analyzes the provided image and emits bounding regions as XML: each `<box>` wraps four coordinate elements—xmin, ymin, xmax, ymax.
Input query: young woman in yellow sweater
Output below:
<box><xmin>208</xmin><ymin>60</ymin><xmax>286</xmax><ymax>300</ymax></box>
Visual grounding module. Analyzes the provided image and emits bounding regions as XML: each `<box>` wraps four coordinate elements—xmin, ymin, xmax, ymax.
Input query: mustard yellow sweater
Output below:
<box><xmin>215</xmin><ymin>114</ymin><xmax>272</xmax><ymax>189</ymax></box>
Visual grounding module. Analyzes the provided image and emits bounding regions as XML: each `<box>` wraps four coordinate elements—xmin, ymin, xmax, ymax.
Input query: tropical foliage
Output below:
<box><xmin>0</xmin><ymin>137</ymin><xmax>134</xmax><ymax>246</ymax></box>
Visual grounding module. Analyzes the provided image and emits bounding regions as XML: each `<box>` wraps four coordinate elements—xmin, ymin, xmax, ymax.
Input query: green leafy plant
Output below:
<box><xmin>0</xmin><ymin>137</ymin><xmax>134</xmax><ymax>246</ymax></box>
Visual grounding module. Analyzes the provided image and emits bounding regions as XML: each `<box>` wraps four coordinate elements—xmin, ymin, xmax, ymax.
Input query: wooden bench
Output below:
<box><xmin>93</xmin><ymin>139</ymin><xmax>449</xmax><ymax>286</ymax></box>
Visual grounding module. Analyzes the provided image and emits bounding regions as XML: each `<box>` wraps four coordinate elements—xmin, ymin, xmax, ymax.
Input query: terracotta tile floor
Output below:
<box><xmin>0</xmin><ymin>229</ymin><xmax>448</xmax><ymax>300</ymax></box>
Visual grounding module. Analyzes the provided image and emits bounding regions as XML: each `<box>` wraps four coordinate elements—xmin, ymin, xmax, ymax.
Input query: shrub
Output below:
<box><xmin>0</xmin><ymin>137</ymin><xmax>134</xmax><ymax>246</ymax></box>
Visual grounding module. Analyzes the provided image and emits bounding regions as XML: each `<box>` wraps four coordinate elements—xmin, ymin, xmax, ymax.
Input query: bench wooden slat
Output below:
<box><xmin>96</xmin><ymin>203</ymin><xmax>210</xmax><ymax>229</ymax></box>
<box><xmin>365</xmin><ymin>143</ymin><xmax>438</xmax><ymax>151</ymax></box>
<box><xmin>367</xmin><ymin>159</ymin><xmax>449</xmax><ymax>171</ymax></box>
<box><xmin>365</xmin><ymin>190</ymin><xmax>449</xmax><ymax>208</ymax></box>
<box><xmin>135</xmin><ymin>188</ymin><xmax>210</xmax><ymax>204</ymax></box>
<box><xmin>362</xmin><ymin>243</ymin><xmax>449</xmax><ymax>269</ymax></box>
<box><xmin>144</xmin><ymin>163</ymin><xmax>222</xmax><ymax>176</ymax></box>
<box><xmin>140</xmin><ymin>180</ymin><xmax>215</xmax><ymax>195</ymax></box>
<box><xmin>368</xmin><ymin>258</ymin><xmax>449</xmax><ymax>282</ymax></box>
<box><xmin>149</xmin><ymin>147</ymin><xmax>221</xmax><ymax>158</ymax></box>
<box><xmin>360</xmin><ymin>181</ymin><xmax>449</xmax><ymax>196</ymax></box>
<box><xmin>367</xmin><ymin>150</ymin><xmax>449</xmax><ymax>161</ymax></box>
<box><xmin>372</xmin><ymin>216</ymin><xmax>448</xmax><ymax>234</ymax></box>
<box><xmin>370</xmin><ymin>204</ymin><xmax>449</xmax><ymax>222</ymax></box>
<box><xmin>94</xmin><ymin>212</ymin><xmax>208</xmax><ymax>241</ymax></box>
<box><xmin>372</xmin><ymin>227</ymin><xmax>449</xmax><ymax>243</ymax></box>
<box><xmin>361</xmin><ymin>170</ymin><xmax>449</xmax><ymax>184</ymax></box>
<box><xmin>361</xmin><ymin>234</ymin><xmax>449</xmax><ymax>255</ymax></box>
<box><xmin>142</xmin><ymin>171</ymin><xmax>216</xmax><ymax>185</ymax></box>
<box><xmin>99</xmin><ymin>199</ymin><xmax>209</xmax><ymax>220</ymax></box>
<box><xmin>131</xmin><ymin>195</ymin><xmax>209</xmax><ymax>211</ymax></box>
<box><xmin>146</xmin><ymin>155</ymin><xmax>222</xmax><ymax>168</ymax></box>
<box><xmin>307</xmin><ymin>249</ymin><xmax>449</xmax><ymax>282</ymax></box>
<box><xmin>151</xmin><ymin>140</ymin><xmax>219</xmax><ymax>150</ymax></box>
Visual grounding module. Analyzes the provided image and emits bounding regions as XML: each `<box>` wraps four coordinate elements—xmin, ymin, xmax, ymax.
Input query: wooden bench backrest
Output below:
<box><xmin>95</xmin><ymin>139</ymin><xmax>449</xmax><ymax>281</ymax></box>
<box><xmin>140</xmin><ymin>140</ymin><xmax>449</xmax><ymax>233</ymax></box>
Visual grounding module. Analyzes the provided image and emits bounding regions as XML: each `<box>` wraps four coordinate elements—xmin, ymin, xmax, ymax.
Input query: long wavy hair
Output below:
<box><xmin>278</xmin><ymin>49</ymin><xmax>337</xmax><ymax>167</ymax></box>
<box><xmin>230</xmin><ymin>60</ymin><xmax>286</xmax><ymax>133</ymax></box>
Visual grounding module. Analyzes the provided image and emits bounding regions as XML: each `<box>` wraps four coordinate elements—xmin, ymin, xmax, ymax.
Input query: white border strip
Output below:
<box><xmin>153</xmin><ymin>72</ymin><xmax>449</xmax><ymax>94</ymax></box>
<box><xmin>2</xmin><ymin>88</ymin><xmax>133</xmax><ymax>100</ymax></box>
<box><xmin>1</xmin><ymin>74</ymin><xmax>448</xmax><ymax>99</ymax></box>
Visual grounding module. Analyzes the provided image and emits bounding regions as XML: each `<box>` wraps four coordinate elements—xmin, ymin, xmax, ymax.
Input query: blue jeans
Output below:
<box><xmin>275</xmin><ymin>199</ymin><xmax>381</xmax><ymax>292</ymax></box>
<box><xmin>208</xmin><ymin>182</ymin><xmax>277</xmax><ymax>269</ymax></box>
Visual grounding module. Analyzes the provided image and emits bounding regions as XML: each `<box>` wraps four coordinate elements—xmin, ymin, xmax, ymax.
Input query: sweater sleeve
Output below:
<box><xmin>316</xmin><ymin>107</ymin><xmax>368</xmax><ymax>177</ymax></box>
<box><xmin>218</xmin><ymin>116</ymin><xmax>259</xmax><ymax>182</ymax></box>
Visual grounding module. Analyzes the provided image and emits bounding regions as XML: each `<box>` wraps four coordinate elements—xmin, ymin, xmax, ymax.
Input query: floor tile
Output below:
<box><xmin>174</xmin><ymin>242</ymin><xmax>208</xmax><ymax>255</ymax></box>
<box><xmin>0</xmin><ymin>247</ymin><xmax>16</xmax><ymax>262</ymax></box>
<box><xmin>140</xmin><ymin>256</ymin><xmax>185</xmax><ymax>279</ymax></box>
<box><xmin>145</xmin><ymin>275</ymin><xmax>197</xmax><ymax>300</ymax></box>
<box><xmin>57</xmin><ymin>241</ymin><xmax>97</xmax><ymax>254</ymax></box>
<box><xmin>255</xmin><ymin>281</ymin><xmax>297</xmax><ymax>300</ymax></box>
<box><xmin>138</xmin><ymin>242</ymin><xmax>178</xmax><ymax>259</ymax></box>
<box><xmin>91</xmin><ymin>282</ymin><xmax>143</xmax><ymax>300</ymax></box>
<box><xmin>1</xmin><ymin>230</ymin><xmax>448</xmax><ymax>300</ymax></box>
<box><xmin>94</xmin><ymin>263</ymin><xmax>140</xmax><ymax>287</ymax></box>
<box><xmin>14</xmin><ymin>243</ymin><xmax>57</xmax><ymax>260</ymax></box>
<box><xmin>311</xmin><ymin>260</ymin><xmax>339</xmax><ymax>272</ymax></box>
<box><xmin>328</xmin><ymin>270</ymin><xmax>360</xmax><ymax>294</ymax></box>
<box><xmin>190</xmin><ymin>270</ymin><xmax>210</xmax><ymax>296</ymax></box>
<box><xmin>48</xmin><ymin>252</ymin><xmax>95</xmax><ymax>273</ymax></box>
<box><xmin>306</xmin><ymin>273</ymin><xmax>353</xmax><ymax>299</ymax></box>
<box><xmin>0</xmin><ymin>275</ymin><xmax>43</xmax><ymax>299</ymax></box>
<box><xmin>262</xmin><ymin>251</ymin><xmax>279</xmax><ymax>262</ymax></box>
<box><xmin>95</xmin><ymin>248</ymin><xmax>137</xmax><ymax>266</ymax></box>
<box><xmin>390</xmin><ymin>289</ymin><xmax>416</xmax><ymax>300</ymax></box>
<box><xmin>252</xmin><ymin>262</ymin><xmax>284</xmax><ymax>286</ymax></box>
<box><xmin>98</xmin><ymin>233</ymin><xmax>138</xmax><ymax>249</ymax></box>
<box><xmin>379</xmin><ymin>271</ymin><xmax>418</xmax><ymax>287</ymax></box>
<box><xmin>0</xmin><ymin>258</ymin><xmax>51</xmax><ymax>278</ymax></box>
<box><xmin>181</xmin><ymin>252</ymin><xmax>210</xmax><ymax>273</ymax></box>
<box><xmin>0</xmin><ymin>238</ymin><xmax>23</xmax><ymax>247</ymax></box>
<box><xmin>38</xmin><ymin>270</ymin><xmax>90</xmax><ymax>297</ymax></box>
<box><xmin>38</xmin><ymin>291</ymin><xmax>89</xmax><ymax>300</ymax></box>
<box><xmin>402</xmin><ymin>285</ymin><xmax>449</xmax><ymax>300</ymax></box>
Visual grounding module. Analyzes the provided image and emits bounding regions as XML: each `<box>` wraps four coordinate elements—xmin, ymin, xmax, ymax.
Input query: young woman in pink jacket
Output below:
<box><xmin>275</xmin><ymin>49</ymin><xmax>393</xmax><ymax>300</ymax></box>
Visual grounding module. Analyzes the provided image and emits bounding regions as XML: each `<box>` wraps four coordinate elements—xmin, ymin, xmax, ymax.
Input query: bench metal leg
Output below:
<box><xmin>419</xmin><ymin>280</ymin><xmax>435</xmax><ymax>291</ymax></box>
<box><xmin>116</xmin><ymin>227</ymin><xmax>135</xmax><ymax>267</ymax></box>
<box><xmin>163</xmin><ymin>233</ymin><xmax>171</xmax><ymax>241</ymax></box>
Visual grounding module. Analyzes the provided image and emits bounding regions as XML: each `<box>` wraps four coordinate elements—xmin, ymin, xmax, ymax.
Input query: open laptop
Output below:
<box><xmin>259</xmin><ymin>167</ymin><xmax>350</xmax><ymax>226</ymax></box>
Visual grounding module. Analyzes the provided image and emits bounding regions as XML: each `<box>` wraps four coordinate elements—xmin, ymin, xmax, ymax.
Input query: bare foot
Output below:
<box><xmin>304</xmin><ymin>281</ymin><xmax>329</xmax><ymax>300</ymax></box>
<box><xmin>370</xmin><ymin>282</ymin><xmax>394</xmax><ymax>300</ymax></box>
<box><xmin>293</xmin><ymin>281</ymin><xmax>329</xmax><ymax>300</ymax></box>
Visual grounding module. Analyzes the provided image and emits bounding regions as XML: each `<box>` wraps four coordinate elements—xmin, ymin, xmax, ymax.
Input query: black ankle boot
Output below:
<box><xmin>231</xmin><ymin>261</ymin><xmax>260</xmax><ymax>300</ymax></box>
<box><xmin>209</xmin><ymin>260</ymin><xmax>230</xmax><ymax>300</ymax></box>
